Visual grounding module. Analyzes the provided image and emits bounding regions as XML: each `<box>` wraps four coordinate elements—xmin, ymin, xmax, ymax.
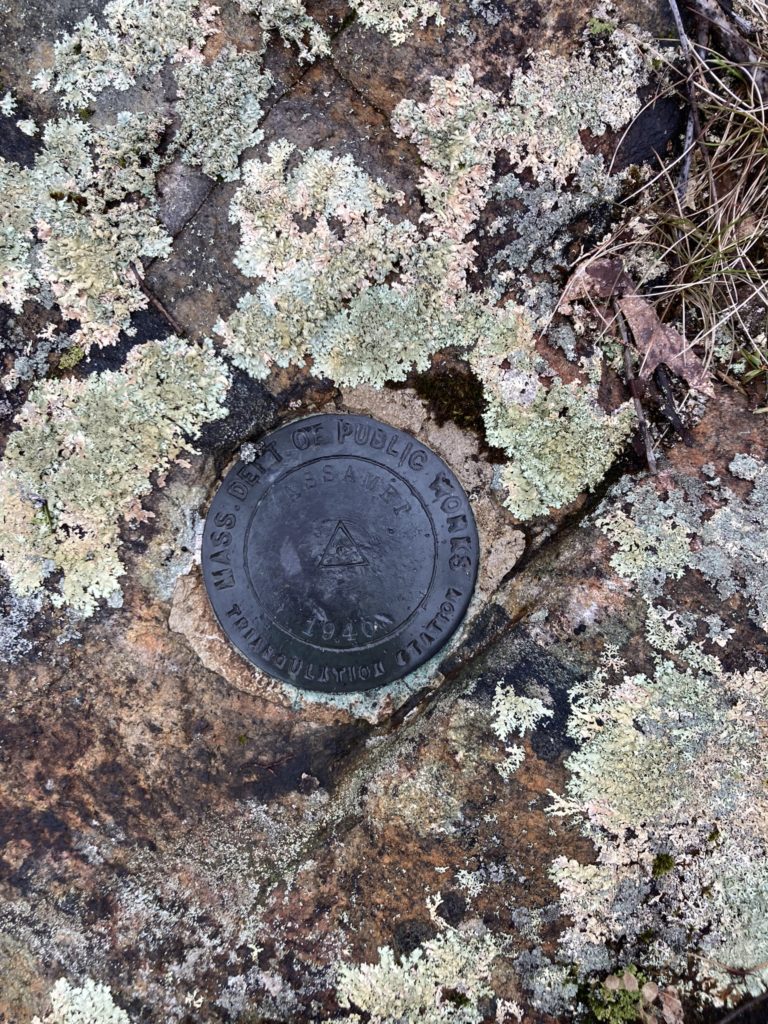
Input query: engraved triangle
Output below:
<box><xmin>318</xmin><ymin>520</ymin><xmax>368</xmax><ymax>568</ymax></box>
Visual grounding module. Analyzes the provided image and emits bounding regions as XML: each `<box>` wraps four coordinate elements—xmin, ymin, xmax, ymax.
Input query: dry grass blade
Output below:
<box><xmin>565</xmin><ymin>0</ymin><xmax>768</xmax><ymax>407</ymax></box>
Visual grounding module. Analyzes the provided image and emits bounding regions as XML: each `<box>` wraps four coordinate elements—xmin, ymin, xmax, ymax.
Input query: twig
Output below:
<box><xmin>712</xmin><ymin>989</ymin><xmax>768</xmax><ymax>1024</ymax></box>
<box><xmin>667</xmin><ymin>0</ymin><xmax>720</xmax><ymax>203</ymax></box>
<box><xmin>686</xmin><ymin>0</ymin><xmax>768</xmax><ymax>95</ymax></box>
<box><xmin>129</xmin><ymin>263</ymin><xmax>185</xmax><ymax>336</ymax></box>
<box><xmin>676</xmin><ymin>113</ymin><xmax>697</xmax><ymax>203</ymax></box>
<box><xmin>654</xmin><ymin>363</ymin><xmax>695</xmax><ymax>445</ymax></box>
<box><xmin>676</xmin><ymin>17</ymin><xmax>711</xmax><ymax>201</ymax></box>
<box><xmin>613</xmin><ymin>300</ymin><xmax>658</xmax><ymax>474</ymax></box>
<box><xmin>254</xmin><ymin>755</ymin><xmax>293</xmax><ymax>776</ymax></box>
<box><xmin>667</xmin><ymin>0</ymin><xmax>695</xmax><ymax>60</ymax></box>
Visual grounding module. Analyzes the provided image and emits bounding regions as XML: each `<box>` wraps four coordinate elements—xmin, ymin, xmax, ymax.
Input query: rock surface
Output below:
<box><xmin>2</xmin><ymin>2</ymin><xmax>766</xmax><ymax>1024</ymax></box>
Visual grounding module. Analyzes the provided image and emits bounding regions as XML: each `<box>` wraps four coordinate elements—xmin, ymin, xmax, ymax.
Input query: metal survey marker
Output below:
<box><xmin>201</xmin><ymin>414</ymin><xmax>479</xmax><ymax>693</ymax></box>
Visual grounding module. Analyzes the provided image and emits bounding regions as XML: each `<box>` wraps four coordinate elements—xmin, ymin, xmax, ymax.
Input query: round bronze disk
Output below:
<box><xmin>201</xmin><ymin>414</ymin><xmax>479</xmax><ymax>692</ymax></box>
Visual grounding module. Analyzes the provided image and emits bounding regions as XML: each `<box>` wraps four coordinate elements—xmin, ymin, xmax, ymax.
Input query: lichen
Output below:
<box><xmin>213</xmin><ymin>41</ymin><xmax>650</xmax><ymax>512</ymax></box>
<box><xmin>348</xmin><ymin>0</ymin><xmax>444</xmax><ymax>45</ymax></box>
<box><xmin>0</xmin><ymin>89</ymin><xmax>16</xmax><ymax>116</ymax></box>
<box><xmin>549</xmin><ymin>606</ymin><xmax>768</xmax><ymax>1005</ymax></box>
<box><xmin>171</xmin><ymin>46</ymin><xmax>273</xmax><ymax>181</ymax></box>
<box><xmin>473</xmin><ymin>335</ymin><xmax>634</xmax><ymax>518</ymax></box>
<box><xmin>490</xmin><ymin>679</ymin><xmax>553</xmax><ymax>777</ymax></box>
<box><xmin>393</xmin><ymin>41</ymin><xmax>647</xmax><ymax>197</ymax></box>
<box><xmin>57</xmin><ymin>344</ymin><xmax>86</xmax><ymax>371</ymax></box>
<box><xmin>17</xmin><ymin>117</ymin><xmax>38</xmax><ymax>136</ymax></box>
<box><xmin>1</xmin><ymin>112</ymin><xmax>171</xmax><ymax>347</ymax></box>
<box><xmin>237</xmin><ymin>0</ymin><xmax>331</xmax><ymax>61</ymax></box>
<box><xmin>596</xmin><ymin>458</ymin><xmax>768</xmax><ymax>629</ymax></box>
<box><xmin>0</xmin><ymin>586</ymin><xmax>43</xmax><ymax>663</ymax></box>
<box><xmin>215</xmin><ymin>141</ymin><xmax>424</xmax><ymax>381</ymax></box>
<box><xmin>595</xmin><ymin>490</ymin><xmax>695</xmax><ymax>598</ymax></box>
<box><xmin>334</xmin><ymin>926</ymin><xmax>500</xmax><ymax>1023</ymax></box>
<box><xmin>489</xmin><ymin>156</ymin><xmax>624</xmax><ymax>328</ymax></box>
<box><xmin>32</xmin><ymin>978</ymin><xmax>129</xmax><ymax>1024</ymax></box>
<box><xmin>33</xmin><ymin>0</ymin><xmax>217</xmax><ymax>109</ymax></box>
<box><xmin>0</xmin><ymin>320</ymin><xmax>74</xmax><ymax>392</ymax></box>
<box><xmin>0</xmin><ymin>157</ymin><xmax>36</xmax><ymax>313</ymax></box>
<box><xmin>0</xmin><ymin>337</ymin><xmax>229</xmax><ymax>615</ymax></box>
<box><xmin>2</xmin><ymin>3</ymin><xmax>664</xmax><ymax>638</ymax></box>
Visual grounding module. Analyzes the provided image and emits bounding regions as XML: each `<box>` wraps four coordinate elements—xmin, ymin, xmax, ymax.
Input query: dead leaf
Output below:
<box><xmin>641</xmin><ymin>981</ymin><xmax>659</xmax><ymax>1002</ymax></box>
<box><xmin>622</xmin><ymin>971</ymin><xmax>639</xmax><ymax>993</ymax></box>
<box><xmin>660</xmin><ymin>987</ymin><xmax>685</xmax><ymax>1024</ymax></box>
<box><xmin>558</xmin><ymin>257</ymin><xmax>633</xmax><ymax>313</ymax></box>
<box><xmin>559</xmin><ymin>257</ymin><xmax>714</xmax><ymax>396</ymax></box>
<box><xmin>618</xmin><ymin>294</ymin><xmax>714</xmax><ymax>396</ymax></box>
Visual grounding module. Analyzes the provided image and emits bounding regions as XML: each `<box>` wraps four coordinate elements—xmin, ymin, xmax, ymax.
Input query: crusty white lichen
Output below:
<box><xmin>0</xmin><ymin>587</ymin><xmax>44</xmax><ymax>663</ymax></box>
<box><xmin>334</xmin><ymin>926</ymin><xmax>500</xmax><ymax>1023</ymax></box>
<box><xmin>0</xmin><ymin>337</ymin><xmax>229</xmax><ymax>615</ymax></box>
<box><xmin>489</xmin><ymin>156</ymin><xmax>625</xmax><ymax>328</ymax></box>
<box><xmin>0</xmin><ymin>89</ymin><xmax>16</xmax><ymax>116</ymax></box>
<box><xmin>32</xmin><ymin>978</ymin><xmax>129</xmax><ymax>1024</ymax></box>
<box><xmin>17</xmin><ymin>117</ymin><xmax>38</xmax><ymax>136</ymax></box>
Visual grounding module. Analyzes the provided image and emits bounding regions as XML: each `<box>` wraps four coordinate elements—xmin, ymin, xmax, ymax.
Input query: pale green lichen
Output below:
<box><xmin>502</xmin><ymin>35</ymin><xmax>648</xmax><ymax>184</ymax></box>
<box><xmin>392</xmin><ymin>32</ymin><xmax>650</xmax><ymax>244</ymax></box>
<box><xmin>33</xmin><ymin>0</ymin><xmax>217</xmax><ymax>108</ymax></box>
<box><xmin>594</xmin><ymin>477</ymin><xmax>700</xmax><ymax>597</ymax></box>
<box><xmin>0</xmin><ymin>158</ymin><xmax>37</xmax><ymax>313</ymax></box>
<box><xmin>348</xmin><ymin>0</ymin><xmax>444</xmax><ymax>45</ymax></box>
<box><xmin>171</xmin><ymin>46</ymin><xmax>273</xmax><ymax>181</ymax></box>
<box><xmin>393</xmin><ymin>53</ymin><xmax>644</xmax><ymax>515</ymax></box>
<box><xmin>215</xmin><ymin>141</ymin><xmax>424</xmax><ymax>381</ymax></box>
<box><xmin>596</xmin><ymin>459</ymin><xmax>768</xmax><ymax>629</ymax></box>
<box><xmin>0</xmin><ymin>337</ymin><xmax>229</xmax><ymax>615</ymax></box>
<box><xmin>334</xmin><ymin>926</ymin><xmax>500</xmax><ymax>1023</ymax></box>
<box><xmin>32</xmin><ymin>978</ymin><xmax>129</xmax><ymax>1024</ymax></box>
<box><xmin>237</xmin><ymin>0</ymin><xmax>331</xmax><ymax>61</ymax></box>
<box><xmin>549</xmin><ymin>606</ymin><xmax>768</xmax><ymax>1005</ymax></box>
<box><xmin>1</xmin><ymin>112</ymin><xmax>171</xmax><ymax>347</ymax></box>
<box><xmin>0</xmin><ymin>89</ymin><xmax>16</xmax><ymax>116</ymax></box>
<box><xmin>230</xmin><ymin>141</ymin><xmax>412</xmax><ymax>279</ymax></box>
<box><xmin>474</xmin><ymin>335</ymin><xmax>634</xmax><ymax>518</ymax></box>
<box><xmin>3</xmin><ymin>7</ymin><xmax>662</xmax><ymax>637</ymax></box>
<box><xmin>213</xmin><ymin>41</ymin><xmax>649</xmax><ymax>512</ymax></box>
<box><xmin>494</xmin><ymin>380</ymin><xmax>633</xmax><ymax>519</ymax></box>
<box><xmin>490</xmin><ymin>680</ymin><xmax>553</xmax><ymax>778</ymax></box>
